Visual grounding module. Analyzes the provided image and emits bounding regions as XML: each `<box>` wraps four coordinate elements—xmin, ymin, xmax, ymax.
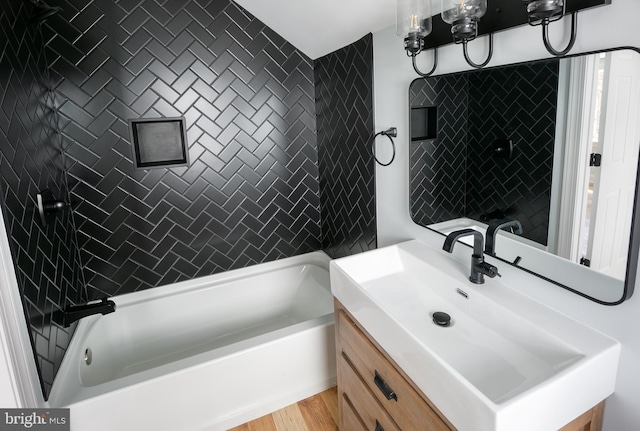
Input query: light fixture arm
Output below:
<box><xmin>541</xmin><ymin>12</ymin><xmax>577</xmax><ymax>56</ymax></box>
<box><xmin>462</xmin><ymin>33</ymin><xmax>493</xmax><ymax>69</ymax></box>
<box><xmin>411</xmin><ymin>47</ymin><xmax>438</xmax><ymax>77</ymax></box>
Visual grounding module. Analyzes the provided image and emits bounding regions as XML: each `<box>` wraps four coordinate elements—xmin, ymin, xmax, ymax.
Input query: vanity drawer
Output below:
<box><xmin>340</xmin><ymin>394</ymin><xmax>367</xmax><ymax>431</ymax></box>
<box><xmin>340</xmin><ymin>354</ymin><xmax>400</xmax><ymax>431</ymax></box>
<box><xmin>338</xmin><ymin>310</ymin><xmax>451</xmax><ymax>431</ymax></box>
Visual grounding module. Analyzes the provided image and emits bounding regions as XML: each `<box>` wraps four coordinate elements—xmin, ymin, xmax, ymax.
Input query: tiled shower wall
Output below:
<box><xmin>315</xmin><ymin>34</ymin><xmax>377</xmax><ymax>258</ymax></box>
<box><xmin>409</xmin><ymin>74</ymin><xmax>468</xmax><ymax>226</ymax></box>
<box><xmin>47</xmin><ymin>0</ymin><xmax>322</xmax><ymax>298</ymax></box>
<box><xmin>0</xmin><ymin>0</ymin><xmax>85</xmax><ymax>397</ymax></box>
<box><xmin>409</xmin><ymin>60</ymin><xmax>558</xmax><ymax>246</ymax></box>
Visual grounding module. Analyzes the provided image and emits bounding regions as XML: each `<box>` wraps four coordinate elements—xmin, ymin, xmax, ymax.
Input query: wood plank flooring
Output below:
<box><xmin>229</xmin><ymin>387</ymin><xmax>338</xmax><ymax>431</ymax></box>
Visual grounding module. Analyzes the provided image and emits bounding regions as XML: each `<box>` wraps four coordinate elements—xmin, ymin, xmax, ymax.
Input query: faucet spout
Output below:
<box><xmin>443</xmin><ymin>228</ymin><xmax>500</xmax><ymax>284</ymax></box>
<box><xmin>442</xmin><ymin>228</ymin><xmax>484</xmax><ymax>255</ymax></box>
<box><xmin>58</xmin><ymin>298</ymin><xmax>116</xmax><ymax>327</ymax></box>
<box><xmin>485</xmin><ymin>219</ymin><xmax>523</xmax><ymax>256</ymax></box>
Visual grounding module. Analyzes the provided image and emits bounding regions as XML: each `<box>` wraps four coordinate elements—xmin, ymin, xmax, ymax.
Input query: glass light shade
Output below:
<box><xmin>396</xmin><ymin>0</ymin><xmax>433</xmax><ymax>38</ymax></box>
<box><xmin>525</xmin><ymin>0</ymin><xmax>564</xmax><ymax>21</ymax></box>
<box><xmin>441</xmin><ymin>0</ymin><xmax>487</xmax><ymax>25</ymax></box>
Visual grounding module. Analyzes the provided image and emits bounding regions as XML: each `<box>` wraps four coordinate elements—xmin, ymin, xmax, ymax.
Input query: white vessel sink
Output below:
<box><xmin>330</xmin><ymin>240</ymin><xmax>620</xmax><ymax>431</ymax></box>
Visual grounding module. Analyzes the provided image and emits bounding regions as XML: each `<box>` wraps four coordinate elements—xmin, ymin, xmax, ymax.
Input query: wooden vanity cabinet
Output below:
<box><xmin>334</xmin><ymin>299</ymin><xmax>605</xmax><ymax>431</ymax></box>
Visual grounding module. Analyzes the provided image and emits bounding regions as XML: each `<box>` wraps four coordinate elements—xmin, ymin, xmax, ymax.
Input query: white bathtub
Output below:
<box><xmin>47</xmin><ymin>251</ymin><xmax>336</xmax><ymax>431</ymax></box>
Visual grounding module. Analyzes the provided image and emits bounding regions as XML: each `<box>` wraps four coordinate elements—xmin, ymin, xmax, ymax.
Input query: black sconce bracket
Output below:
<box><xmin>423</xmin><ymin>0</ymin><xmax>610</xmax><ymax>50</ymax></box>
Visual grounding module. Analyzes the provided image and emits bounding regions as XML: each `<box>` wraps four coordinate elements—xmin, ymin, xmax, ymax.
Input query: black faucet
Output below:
<box><xmin>485</xmin><ymin>219</ymin><xmax>523</xmax><ymax>256</ymax></box>
<box><xmin>442</xmin><ymin>229</ymin><xmax>500</xmax><ymax>284</ymax></box>
<box><xmin>58</xmin><ymin>298</ymin><xmax>116</xmax><ymax>327</ymax></box>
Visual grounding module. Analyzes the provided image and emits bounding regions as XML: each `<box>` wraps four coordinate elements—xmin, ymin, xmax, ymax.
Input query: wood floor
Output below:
<box><xmin>229</xmin><ymin>387</ymin><xmax>338</xmax><ymax>431</ymax></box>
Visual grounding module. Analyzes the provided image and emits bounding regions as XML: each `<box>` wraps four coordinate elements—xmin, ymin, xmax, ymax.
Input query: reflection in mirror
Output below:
<box><xmin>409</xmin><ymin>48</ymin><xmax>640</xmax><ymax>304</ymax></box>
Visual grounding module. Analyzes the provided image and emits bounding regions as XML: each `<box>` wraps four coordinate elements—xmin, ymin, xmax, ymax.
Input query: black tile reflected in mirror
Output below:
<box><xmin>410</xmin><ymin>60</ymin><xmax>559</xmax><ymax>247</ymax></box>
<box><xmin>411</xmin><ymin>106</ymin><xmax>438</xmax><ymax>141</ymax></box>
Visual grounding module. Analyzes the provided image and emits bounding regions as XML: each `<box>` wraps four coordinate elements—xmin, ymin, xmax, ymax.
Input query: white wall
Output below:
<box><xmin>373</xmin><ymin>1</ymin><xmax>640</xmax><ymax>430</ymax></box>
<box><xmin>0</xmin><ymin>208</ymin><xmax>45</xmax><ymax>408</ymax></box>
<box><xmin>0</xmin><ymin>322</ymin><xmax>19</xmax><ymax>408</ymax></box>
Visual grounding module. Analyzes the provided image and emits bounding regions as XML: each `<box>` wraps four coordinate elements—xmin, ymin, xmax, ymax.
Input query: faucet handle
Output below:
<box><xmin>479</xmin><ymin>261</ymin><xmax>501</xmax><ymax>279</ymax></box>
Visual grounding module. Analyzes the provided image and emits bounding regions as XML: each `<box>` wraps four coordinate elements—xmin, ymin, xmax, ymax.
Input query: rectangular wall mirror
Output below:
<box><xmin>409</xmin><ymin>47</ymin><xmax>640</xmax><ymax>304</ymax></box>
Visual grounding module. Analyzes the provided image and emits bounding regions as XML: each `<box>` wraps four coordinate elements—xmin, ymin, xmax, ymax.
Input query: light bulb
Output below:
<box><xmin>396</xmin><ymin>0</ymin><xmax>432</xmax><ymax>39</ymax></box>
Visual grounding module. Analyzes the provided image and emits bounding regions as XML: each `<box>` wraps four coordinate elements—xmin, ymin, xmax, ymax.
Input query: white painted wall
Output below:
<box><xmin>0</xmin><ymin>206</ymin><xmax>45</xmax><ymax>408</ymax></box>
<box><xmin>234</xmin><ymin>0</ymin><xmax>396</xmax><ymax>59</ymax></box>
<box><xmin>373</xmin><ymin>1</ymin><xmax>640</xmax><ymax>429</ymax></box>
<box><xmin>0</xmin><ymin>322</ymin><xmax>19</xmax><ymax>408</ymax></box>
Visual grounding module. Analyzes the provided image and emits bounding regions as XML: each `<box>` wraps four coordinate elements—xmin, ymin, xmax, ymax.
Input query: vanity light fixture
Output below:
<box><xmin>441</xmin><ymin>0</ymin><xmax>492</xmax><ymax>69</ymax></box>
<box><xmin>523</xmin><ymin>0</ymin><xmax>577</xmax><ymax>56</ymax></box>
<box><xmin>397</xmin><ymin>0</ymin><xmax>438</xmax><ymax>77</ymax></box>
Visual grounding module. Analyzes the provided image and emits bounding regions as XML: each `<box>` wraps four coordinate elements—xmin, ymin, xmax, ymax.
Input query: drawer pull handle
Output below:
<box><xmin>375</xmin><ymin>420</ymin><xmax>385</xmax><ymax>431</ymax></box>
<box><xmin>374</xmin><ymin>371</ymin><xmax>397</xmax><ymax>401</ymax></box>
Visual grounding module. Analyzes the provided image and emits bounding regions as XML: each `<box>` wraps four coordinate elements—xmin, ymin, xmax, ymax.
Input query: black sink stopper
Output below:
<box><xmin>432</xmin><ymin>311</ymin><xmax>451</xmax><ymax>327</ymax></box>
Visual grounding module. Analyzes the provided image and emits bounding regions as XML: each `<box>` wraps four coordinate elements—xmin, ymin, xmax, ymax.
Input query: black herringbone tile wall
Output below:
<box><xmin>46</xmin><ymin>0</ymin><xmax>321</xmax><ymax>298</ymax></box>
<box><xmin>409</xmin><ymin>60</ymin><xmax>558</xmax><ymax>246</ymax></box>
<box><xmin>467</xmin><ymin>61</ymin><xmax>559</xmax><ymax>246</ymax></box>
<box><xmin>0</xmin><ymin>0</ymin><xmax>85</xmax><ymax>397</ymax></box>
<box><xmin>409</xmin><ymin>74</ymin><xmax>468</xmax><ymax>226</ymax></box>
<box><xmin>315</xmin><ymin>34</ymin><xmax>376</xmax><ymax>258</ymax></box>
